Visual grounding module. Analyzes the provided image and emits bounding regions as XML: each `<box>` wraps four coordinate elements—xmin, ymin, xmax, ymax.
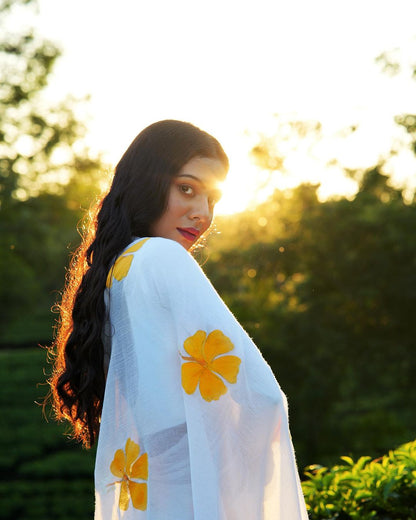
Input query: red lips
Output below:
<box><xmin>177</xmin><ymin>227</ymin><xmax>200</xmax><ymax>242</ymax></box>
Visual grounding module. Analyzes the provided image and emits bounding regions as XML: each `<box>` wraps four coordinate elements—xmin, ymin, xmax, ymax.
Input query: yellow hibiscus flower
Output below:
<box><xmin>108</xmin><ymin>438</ymin><xmax>148</xmax><ymax>511</ymax></box>
<box><xmin>180</xmin><ymin>329</ymin><xmax>241</xmax><ymax>402</ymax></box>
<box><xmin>106</xmin><ymin>238</ymin><xmax>150</xmax><ymax>288</ymax></box>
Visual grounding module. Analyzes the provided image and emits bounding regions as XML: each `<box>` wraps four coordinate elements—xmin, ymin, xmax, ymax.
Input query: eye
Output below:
<box><xmin>178</xmin><ymin>184</ymin><xmax>194</xmax><ymax>196</ymax></box>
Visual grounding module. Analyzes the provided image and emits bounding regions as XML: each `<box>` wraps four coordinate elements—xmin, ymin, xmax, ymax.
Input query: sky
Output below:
<box><xmin>11</xmin><ymin>0</ymin><xmax>416</xmax><ymax>212</ymax></box>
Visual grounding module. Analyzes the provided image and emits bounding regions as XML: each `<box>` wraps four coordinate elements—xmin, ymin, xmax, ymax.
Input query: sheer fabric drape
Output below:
<box><xmin>95</xmin><ymin>237</ymin><xmax>308</xmax><ymax>519</ymax></box>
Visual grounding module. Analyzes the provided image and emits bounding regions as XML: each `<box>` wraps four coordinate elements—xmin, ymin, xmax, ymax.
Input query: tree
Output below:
<box><xmin>0</xmin><ymin>0</ymin><xmax>105</xmax><ymax>343</ymax></box>
<box><xmin>212</xmin><ymin>54</ymin><xmax>416</xmax><ymax>466</ymax></box>
<box><xmin>206</xmin><ymin>170</ymin><xmax>416</xmax><ymax>468</ymax></box>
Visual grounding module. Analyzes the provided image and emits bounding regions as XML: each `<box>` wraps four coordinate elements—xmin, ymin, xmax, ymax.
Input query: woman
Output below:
<box><xmin>48</xmin><ymin>120</ymin><xmax>308</xmax><ymax>519</ymax></box>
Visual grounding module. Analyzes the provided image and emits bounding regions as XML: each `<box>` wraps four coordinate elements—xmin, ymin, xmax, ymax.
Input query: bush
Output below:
<box><xmin>0</xmin><ymin>348</ymin><xmax>95</xmax><ymax>520</ymax></box>
<box><xmin>302</xmin><ymin>440</ymin><xmax>416</xmax><ymax>519</ymax></box>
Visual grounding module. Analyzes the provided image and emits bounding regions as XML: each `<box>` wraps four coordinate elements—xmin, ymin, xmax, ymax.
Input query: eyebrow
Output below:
<box><xmin>176</xmin><ymin>174</ymin><xmax>208</xmax><ymax>190</ymax></box>
<box><xmin>177</xmin><ymin>174</ymin><xmax>203</xmax><ymax>183</ymax></box>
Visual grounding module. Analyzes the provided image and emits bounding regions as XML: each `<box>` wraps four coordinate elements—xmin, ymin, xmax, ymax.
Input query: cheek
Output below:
<box><xmin>156</xmin><ymin>201</ymin><xmax>184</xmax><ymax>233</ymax></box>
<box><xmin>167</xmin><ymin>192</ymin><xmax>187</xmax><ymax>216</ymax></box>
<box><xmin>204</xmin><ymin>217</ymin><xmax>213</xmax><ymax>232</ymax></box>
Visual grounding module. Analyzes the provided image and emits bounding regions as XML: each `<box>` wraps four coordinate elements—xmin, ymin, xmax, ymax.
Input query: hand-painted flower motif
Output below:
<box><xmin>108</xmin><ymin>438</ymin><xmax>148</xmax><ymax>511</ymax></box>
<box><xmin>106</xmin><ymin>238</ymin><xmax>150</xmax><ymax>288</ymax></box>
<box><xmin>180</xmin><ymin>329</ymin><xmax>241</xmax><ymax>401</ymax></box>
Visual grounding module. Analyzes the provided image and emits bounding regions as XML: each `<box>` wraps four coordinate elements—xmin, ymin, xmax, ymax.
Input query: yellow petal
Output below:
<box><xmin>211</xmin><ymin>355</ymin><xmax>241</xmax><ymax>384</ymax></box>
<box><xmin>130</xmin><ymin>453</ymin><xmax>148</xmax><ymax>480</ymax></box>
<box><xmin>199</xmin><ymin>369</ymin><xmax>228</xmax><ymax>401</ymax></box>
<box><xmin>119</xmin><ymin>480</ymin><xmax>130</xmax><ymax>511</ymax></box>
<box><xmin>110</xmin><ymin>449</ymin><xmax>126</xmax><ymax>478</ymax></box>
<box><xmin>113</xmin><ymin>255</ymin><xmax>134</xmax><ymax>282</ymax></box>
<box><xmin>107</xmin><ymin>239</ymin><xmax>149</xmax><ymax>287</ymax></box>
<box><xmin>106</xmin><ymin>268</ymin><xmax>114</xmax><ymax>288</ymax></box>
<box><xmin>129</xmin><ymin>481</ymin><xmax>147</xmax><ymax>511</ymax></box>
<box><xmin>204</xmin><ymin>330</ymin><xmax>234</xmax><ymax>363</ymax></box>
<box><xmin>181</xmin><ymin>362</ymin><xmax>204</xmax><ymax>395</ymax></box>
<box><xmin>125</xmin><ymin>438</ymin><xmax>140</xmax><ymax>470</ymax></box>
<box><xmin>183</xmin><ymin>330</ymin><xmax>206</xmax><ymax>362</ymax></box>
<box><xmin>123</xmin><ymin>238</ymin><xmax>149</xmax><ymax>255</ymax></box>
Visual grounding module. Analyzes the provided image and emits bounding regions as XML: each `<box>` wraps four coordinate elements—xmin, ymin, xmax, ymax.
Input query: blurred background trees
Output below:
<box><xmin>203</xmin><ymin>47</ymin><xmax>416</xmax><ymax>468</ymax></box>
<box><xmin>0</xmin><ymin>3</ymin><xmax>102</xmax><ymax>516</ymax></box>
<box><xmin>206</xmin><ymin>168</ymin><xmax>416</xmax><ymax>468</ymax></box>
<box><xmin>0</xmin><ymin>0</ymin><xmax>105</xmax><ymax>343</ymax></box>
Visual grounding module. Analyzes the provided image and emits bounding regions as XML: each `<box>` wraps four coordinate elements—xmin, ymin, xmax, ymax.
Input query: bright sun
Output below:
<box><xmin>214</xmin><ymin>161</ymin><xmax>264</xmax><ymax>216</ymax></box>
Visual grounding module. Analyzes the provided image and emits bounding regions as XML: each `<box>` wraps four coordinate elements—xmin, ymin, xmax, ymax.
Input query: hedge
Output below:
<box><xmin>302</xmin><ymin>440</ymin><xmax>416</xmax><ymax>519</ymax></box>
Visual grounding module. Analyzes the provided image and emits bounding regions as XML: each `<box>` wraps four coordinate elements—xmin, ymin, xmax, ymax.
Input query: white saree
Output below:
<box><xmin>94</xmin><ymin>237</ymin><xmax>308</xmax><ymax>519</ymax></box>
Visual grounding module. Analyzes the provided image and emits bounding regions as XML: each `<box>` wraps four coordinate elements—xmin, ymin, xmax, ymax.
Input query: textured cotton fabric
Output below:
<box><xmin>95</xmin><ymin>237</ymin><xmax>308</xmax><ymax>519</ymax></box>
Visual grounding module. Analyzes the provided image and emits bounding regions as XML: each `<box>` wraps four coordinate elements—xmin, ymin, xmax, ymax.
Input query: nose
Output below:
<box><xmin>189</xmin><ymin>194</ymin><xmax>213</xmax><ymax>229</ymax></box>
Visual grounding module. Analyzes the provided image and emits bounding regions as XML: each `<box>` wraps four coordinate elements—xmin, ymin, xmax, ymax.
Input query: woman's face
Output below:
<box><xmin>150</xmin><ymin>156</ymin><xmax>226</xmax><ymax>250</ymax></box>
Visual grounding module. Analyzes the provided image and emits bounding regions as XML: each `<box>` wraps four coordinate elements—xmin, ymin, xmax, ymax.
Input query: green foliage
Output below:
<box><xmin>206</xmin><ymin>169</ymin><xmax>416</xmax><ymax>468</ymax></box>
<box><xmin>396</xmin><ymin>113</ymin><xmax>416</xmax><ymax>155</ymax></box>
<box><xmin>0</xmin><ymin>0</ymin><xmax>103</xmax><ymax>204</ymax></box>
<box><xmin>302</xmin><ymin>440</ymin><xmax>416</xmax><ymax>519</ymax></box>
<box><xmin>0</xmin><ymin>348</ymin><xmax>95</xmax><ymax>520</ymax></box>
<box><xmin>0</xmin><ymin>0</ymin><xmax>106</xmax><ymax>342</ymax></box>
<box><xmin>0</xmin><ymin>191</ymin><xmax>80</xmax><ymax>341</ymax></box>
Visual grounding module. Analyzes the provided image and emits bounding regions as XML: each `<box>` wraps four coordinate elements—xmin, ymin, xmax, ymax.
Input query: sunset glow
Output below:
<box><xmin>12</xmin><ymin>0</ymin><xmax>416</xmax><ymax>213</ymax></box>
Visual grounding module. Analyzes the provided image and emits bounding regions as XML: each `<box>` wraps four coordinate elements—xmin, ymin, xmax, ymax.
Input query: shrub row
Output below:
<box><xmin>302</xmin><ymin>440</ymin><xmax>416</xmax><ymax>519</ymax></box>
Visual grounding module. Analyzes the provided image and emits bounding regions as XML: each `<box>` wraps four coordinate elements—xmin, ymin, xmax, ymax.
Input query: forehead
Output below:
<box><xmin>177</xmin><ymin>156</ymin><xmax>227</xmax><ymax>186</ymax></box>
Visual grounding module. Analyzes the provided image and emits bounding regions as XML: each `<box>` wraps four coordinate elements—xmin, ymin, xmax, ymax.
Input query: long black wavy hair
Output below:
<box><xmin>47</xmin><ymin>120</ymin><xmax>229</xmax><ymax>447</ymax></box>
